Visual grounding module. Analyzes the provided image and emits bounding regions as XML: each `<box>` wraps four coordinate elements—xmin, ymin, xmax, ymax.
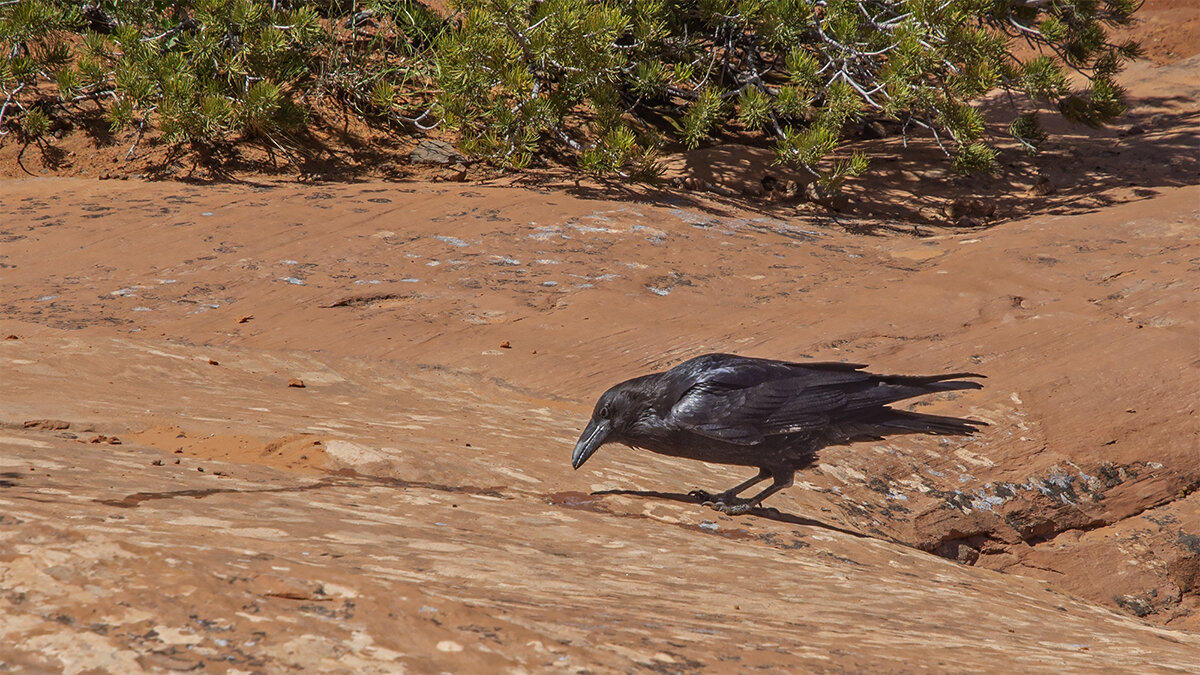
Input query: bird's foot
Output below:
<box><xmin>690</xmin><ymin>492</ymin><xmax>757</xmax><ymax>515</ymax></box>
<box><xmin>689</xmin><ymin>489</ymin><xmax>759</xmax><ymax>515</ymax></box>
<box><xmin>707</xmin><ymin>501</ymin><xmax>755</xmax><ymax>515</ymax></box>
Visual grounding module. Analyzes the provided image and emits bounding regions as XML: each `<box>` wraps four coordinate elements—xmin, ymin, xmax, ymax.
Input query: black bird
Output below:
<box><xmin>572</xmin><ymin>353</ymin><xmax>985</xmax><ymax>515</ymax></box>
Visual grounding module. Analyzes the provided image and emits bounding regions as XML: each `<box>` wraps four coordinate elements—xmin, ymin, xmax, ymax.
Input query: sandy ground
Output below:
<box><xmin>2</xmin><ymin>5</ymin><xmax>1199</xmax><ymax>672</ymax></box>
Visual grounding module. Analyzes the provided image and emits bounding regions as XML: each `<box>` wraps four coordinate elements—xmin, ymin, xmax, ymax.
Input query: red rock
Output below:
<box><xmin>23</xmin><ymin>419</ymin><xmax>70</xmax><ymax>430</ymax></box>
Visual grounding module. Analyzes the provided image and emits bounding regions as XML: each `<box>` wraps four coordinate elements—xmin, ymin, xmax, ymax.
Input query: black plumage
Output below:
<box><xmin>572</xmin><ymin>353</ymin><xmax>986</xmax><ymax>514</ymax></box>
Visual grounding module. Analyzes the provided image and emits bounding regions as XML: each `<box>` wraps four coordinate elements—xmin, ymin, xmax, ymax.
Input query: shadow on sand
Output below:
<box><xmin>592</xmin><ymin>488</ymin><xmax>871</xmax><ymax>539</ymax></box>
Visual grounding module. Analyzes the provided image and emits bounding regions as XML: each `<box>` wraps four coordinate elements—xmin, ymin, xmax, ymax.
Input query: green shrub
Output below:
<box><xmin>1</xmin><ymin>0</ymin><xmax>1140</xmax><ymax>186</ymax></box>
<box><xmin>1</xmin><ymin>0</ymin><xmax>443</xmax><ymax>153</ymax></box>
<box><xmin>438</xmin><ymin>0</ymin><xmax>1142</xmax><ymax>185</ymax></box>
<box><xmin>0</xmin><ymin>0</ymin><xmax>79</xmax><ymax>138</ymax></box>
<box><xmin>437</xmin><ymin>0</ymin><xmax>638</xmax><ymax>171</ymax></box>
<box><xmin>88</xmin><ymin>2</ymin><xmax>325</xmax><ymax>144</ymax></box>
<box><xmin>315</xmin><ymin>0</ymin><xmax>446</xmax><ymax>129</ymax></box>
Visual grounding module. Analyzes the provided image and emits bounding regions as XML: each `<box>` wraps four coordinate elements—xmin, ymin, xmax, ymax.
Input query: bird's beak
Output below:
<box><xmin>572</xmin><ymin>419</ymin><xmax>610</xmax><ymax>469</ymax></box>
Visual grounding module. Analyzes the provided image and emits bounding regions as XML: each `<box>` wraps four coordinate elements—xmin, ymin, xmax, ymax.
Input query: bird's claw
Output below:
<box><xmin>697</xmin><ymin>499</ymin><xmax>755</xmax><ymax>515</ymax></box>
<box><xmin>690</xmin><ymin>489</ymin><xmax>756</xmax><ymax>515</ymax></box>
<box><xmin>710</xmin><ymin>501</ymin><xmax>754</xmax><ymax>515</ymax></box>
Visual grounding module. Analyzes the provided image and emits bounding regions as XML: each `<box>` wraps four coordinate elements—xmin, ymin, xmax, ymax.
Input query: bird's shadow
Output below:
<box><xmin>591</xmin><ymin>488</ymin><xmax>869</xmax><ymax>539</ymax></box>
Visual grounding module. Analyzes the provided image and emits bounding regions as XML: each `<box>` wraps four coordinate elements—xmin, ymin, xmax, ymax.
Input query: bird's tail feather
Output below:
<box><xmin>881</xmin><ymin>410</ymin><xmax>987</xmax><ymax>435</ymax></box>
<box><xmin>846</xmin><ymin>374</ymin><xmax>984</xmax><ymax>411</ymax></box>
<box><xmin>879</xmin><ymin>372</ymin><xmax>986</xmax><ymax>390</ymax></box>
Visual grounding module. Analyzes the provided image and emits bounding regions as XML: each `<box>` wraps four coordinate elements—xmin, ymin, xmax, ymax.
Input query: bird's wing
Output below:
<box><xmin>668</xmin><ymin>365</ymin><xmax>866</xmax><ymax>444</ymax></box>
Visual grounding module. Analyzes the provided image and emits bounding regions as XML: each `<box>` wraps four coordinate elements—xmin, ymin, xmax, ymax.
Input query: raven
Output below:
<box><xmin>572</xmin><ymin>353</ymin><xmax>985</xmax><ymax>515</ymax></box>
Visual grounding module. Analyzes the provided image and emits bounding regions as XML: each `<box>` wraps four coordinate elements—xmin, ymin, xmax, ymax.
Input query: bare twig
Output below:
<box><xmin>0</xmin><ymin>83</ymin><xmax>27</xmax><ymax>137</ymax></box>
<box><xmin>126</xmin><ymin>117</ymin><xmax>147</xmax><ymax>158</ymax></box>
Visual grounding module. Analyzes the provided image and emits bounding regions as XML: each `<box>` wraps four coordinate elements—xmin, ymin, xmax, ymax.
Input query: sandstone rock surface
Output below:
<box><xmin>1</xmin><ymin>168</ymin><xmax>1197</xmax><ymax>671</ymax></box>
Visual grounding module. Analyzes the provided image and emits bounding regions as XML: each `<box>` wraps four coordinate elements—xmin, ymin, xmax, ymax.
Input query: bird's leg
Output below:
<box><xmin>688</xmin><ymin>468</ymin><xmax>771</xmax><ymax>507</ymax></box>
<box><xmin>706</xmin><ymin>470</ymin><xmax>794</xmax><ymax>516</ymax></box>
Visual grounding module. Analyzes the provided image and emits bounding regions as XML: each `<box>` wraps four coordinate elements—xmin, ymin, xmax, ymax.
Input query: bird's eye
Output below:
<box><xmin>599</xmin><ymin>406</ymin><xmax>609</xmax><ymax>419</ymax></box>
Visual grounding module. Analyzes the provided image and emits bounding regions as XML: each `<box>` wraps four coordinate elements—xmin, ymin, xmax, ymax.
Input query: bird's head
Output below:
<box><xmin>571</xmin><ymin>381</ymin><xmax>646</xmax><ymax>470</ymax></box>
